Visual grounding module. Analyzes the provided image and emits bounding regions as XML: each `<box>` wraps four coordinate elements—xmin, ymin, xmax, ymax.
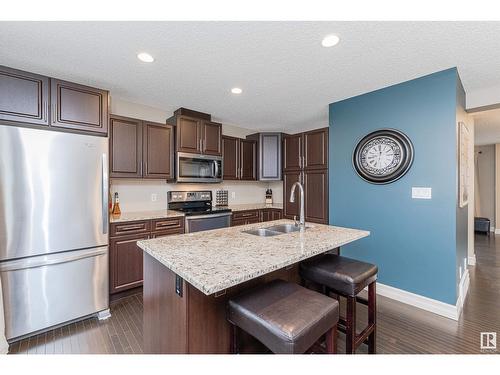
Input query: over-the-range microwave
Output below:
<box><xmin>176</xmin><ymin>152</ymin><xmax>223</xmax><ymax>183</ymax></box>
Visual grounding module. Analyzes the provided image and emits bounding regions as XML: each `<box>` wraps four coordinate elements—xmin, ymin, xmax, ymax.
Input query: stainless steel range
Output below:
<box><xmin>168</xmin><ymin>191</ymin><xmax>232</xmax><ymax>233</ymax></box>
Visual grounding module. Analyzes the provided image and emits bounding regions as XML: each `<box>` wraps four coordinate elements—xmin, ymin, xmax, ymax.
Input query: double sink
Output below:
<box><xmin>243</xmin><ymin>223</ymin><xmax>306</xmax><ymax>237</ymax></box>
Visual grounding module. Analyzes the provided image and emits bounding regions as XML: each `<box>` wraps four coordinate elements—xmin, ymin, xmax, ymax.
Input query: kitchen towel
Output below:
<box><xmin>0</xmin><ymin>277</ymin><xmax>8</xmax><ymax>354</ymax></box>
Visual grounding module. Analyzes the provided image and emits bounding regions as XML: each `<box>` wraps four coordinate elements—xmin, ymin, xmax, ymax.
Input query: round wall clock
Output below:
<box><xmin>353</xmin><ymin>129</ymin><xmax>414</xmax><ymax>184</ymax></box>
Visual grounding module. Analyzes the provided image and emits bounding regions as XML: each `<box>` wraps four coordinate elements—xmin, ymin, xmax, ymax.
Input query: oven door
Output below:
<box><xmin>185</xmin><ymin>212</ymin><xmax>232</xmax><ymax>233</ymax></box>
<box><xmin>176</xmin><ymin>152</ymin><xmax>222</xmax><ymax>183</ymax></box>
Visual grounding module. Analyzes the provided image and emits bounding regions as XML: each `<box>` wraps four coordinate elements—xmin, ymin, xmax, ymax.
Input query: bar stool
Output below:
<box><xmin>227</xmin><ymin>279</ymin><xmax>339</xmax><ymax>354</ymax></box>
<box><xmin>300</xmin><ymin>254</ymin><xmax>378</xmax><ymax>354</ymax></box>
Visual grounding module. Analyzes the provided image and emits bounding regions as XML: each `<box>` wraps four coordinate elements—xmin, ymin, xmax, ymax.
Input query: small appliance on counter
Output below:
<box><xmin>168</xmin><ymin>191</ymin><xmax>232</xmax><ymax>233</ymax></box>
<box><xmin>215</xmin><ymin>189</ymin><xmax>229</xmax><ymax>206</ymax></box>
<box><xmin>265</xmin><ymin>189</ymin><xmax>273</xmax><ymax>205</ymax></box>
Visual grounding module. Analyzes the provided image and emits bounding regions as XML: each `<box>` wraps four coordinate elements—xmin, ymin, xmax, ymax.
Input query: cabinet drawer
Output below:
<box><xmin>110</xmin><ymin>220</ymin><xmax>151</xmax><ymax>237</ymax></box>
<box><xmin>151</xmin><ymin>217</ymin><xmax>184</xmax><ymax>232</ymax></box>
<box><xmin>232</xmin><ymin>210</ymin><xmax>259</xmax><ymax>221</ymax></box>
<box><xmin>151</xmin><ymin>227</ymin><xmax>185</xmax><ymax>238</ymax></box>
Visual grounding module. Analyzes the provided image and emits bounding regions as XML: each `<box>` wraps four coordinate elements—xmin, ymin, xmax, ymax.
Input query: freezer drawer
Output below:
<box><xmin>0</xmin><ymin>246</ymin><xmax>109</xmax><ymax>340</ymax></box>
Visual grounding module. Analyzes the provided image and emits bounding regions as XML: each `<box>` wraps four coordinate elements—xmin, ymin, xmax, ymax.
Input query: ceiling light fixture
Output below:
<box><xmin>321</xmin><ymin>34</ymin><xmax>340</xmax><ymax>48</ymax></box>
<box><xmin>137</xmin><ymin>52</ymin><xmax>154</xmax><ymax>63</ymax></box>
<box><xmin>231</xmin><ymin>87</ymin><xmax>243</xmax><ymax>94</ymax></box>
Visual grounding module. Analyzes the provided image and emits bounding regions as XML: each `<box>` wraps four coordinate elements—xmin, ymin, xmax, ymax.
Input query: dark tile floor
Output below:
<box><xmin>8</xmin><ymin>234</ymin><xmax>500</xmax><ymax>354</ymax></box>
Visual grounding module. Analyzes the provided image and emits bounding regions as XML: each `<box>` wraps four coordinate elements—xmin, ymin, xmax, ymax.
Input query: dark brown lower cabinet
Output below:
<box><xmin>284</xmin><ymin>170</ymin><xmax>328</xmax><ymax>224</ymax></box>
<box><xmin>231</xmin><ymin>208</ymin><xmax>283</xmax><ymax>226</ymax></box>
<box><xmin>110</xmin><ymin>217</ymin><xmax>184</xmax><ymax>294</ymax></box>
<box><xmin>260</xmin><ymin>208</ymin><xmax>283</xmax><ymax>222</ymax></box>
<box><xmin>110</xmin><ymin>233</ymin><xmax>149</xmax><ymax>294</ymax></box>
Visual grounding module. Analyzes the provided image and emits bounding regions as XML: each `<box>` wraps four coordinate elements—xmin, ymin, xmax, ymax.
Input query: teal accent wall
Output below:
<box><xmin>329</xmin><ymin>68</ymin><xmax>465</xmax><ymax>305</ymax></box>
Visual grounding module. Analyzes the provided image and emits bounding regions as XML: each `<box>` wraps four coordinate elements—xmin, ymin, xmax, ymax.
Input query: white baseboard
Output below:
<box><xmin>468</xmin><ymin>254</ymin><xmax>476</xmax><ymax>266</ymax></box>
<box><xmin>373</xmin><ymin>271</ymin><xmax>470</xmax><ymax>321</ymax></box>
<box><xmin>491</xmin><ymin>227</ymin><xmax>495</xmax><ymax>232</ymax></box>
<box><xmin>494</xmin><ymin>228</ymin><xmax>500</xmax><ymax>235</ymax></box>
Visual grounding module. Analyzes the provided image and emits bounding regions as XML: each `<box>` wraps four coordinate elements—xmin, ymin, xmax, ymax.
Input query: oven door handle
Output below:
<box><xmin>185</xmin><ymin>212</ymin><xmax>233</xmax><ymax>220</ymax></box>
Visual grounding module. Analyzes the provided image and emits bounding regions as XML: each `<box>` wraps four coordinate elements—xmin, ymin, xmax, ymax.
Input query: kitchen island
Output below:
<box><xmin>137</xmin><ymin>219</ymin><xmax>369</xmax><ymax>354</ymax></box>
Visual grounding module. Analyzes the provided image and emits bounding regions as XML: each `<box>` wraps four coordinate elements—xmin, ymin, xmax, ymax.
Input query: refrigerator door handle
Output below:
<box><xmin>0</xmin><ymin>246</ymin><xmax>108</xmax><ymax>272</ymax></box>
<box><xmin>102</xmin><ymin>153</ymin><xmax>109</xmax><ymax>234</ymax></box>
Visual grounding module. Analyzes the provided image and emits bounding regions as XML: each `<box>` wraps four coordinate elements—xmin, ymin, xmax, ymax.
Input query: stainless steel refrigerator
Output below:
<box><xmin>0</xmin><ymin>124</ymin><xmax>109</xmax><ymax>340</ymax></box>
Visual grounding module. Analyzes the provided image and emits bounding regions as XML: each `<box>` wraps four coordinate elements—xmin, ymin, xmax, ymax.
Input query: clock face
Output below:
<box><xmin>353</xmin><ymin>129</ymin><xmax>413</xmax><ymax>184</ymax></box>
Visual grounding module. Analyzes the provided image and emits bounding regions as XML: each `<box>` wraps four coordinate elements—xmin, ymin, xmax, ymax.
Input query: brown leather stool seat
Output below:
<box><xmin>300</xmin><ymin>254</ymin><xmax>378</xmax><ymax>354</ymax></box>
<box><xmin>300</xmin><ymin>254</ymin><xmax>378</xmax><ymax>296</ymax></box>
<box><xmin>227</xmin><ymin>279</ymin><xmax>339</xmax><ymax>354</ymax></box>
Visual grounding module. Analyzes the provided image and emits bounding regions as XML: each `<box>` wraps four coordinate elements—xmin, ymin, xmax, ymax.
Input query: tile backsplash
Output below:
<box><xmin>110</xmin><ymin>179</ymin><xmax>283</xmax><ymax>212</ymax></box>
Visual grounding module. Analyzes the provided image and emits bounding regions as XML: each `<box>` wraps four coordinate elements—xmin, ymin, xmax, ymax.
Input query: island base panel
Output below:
<box><xmin>143</xmin><ymin>253</ymin><xmax>308</xmax><ymax>354</ymax></box>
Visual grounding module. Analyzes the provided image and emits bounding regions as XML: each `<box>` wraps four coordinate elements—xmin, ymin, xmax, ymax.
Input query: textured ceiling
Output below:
<box><xmin>1</xmin><ymin>21</ymin><xmax>500</xmax><ymax>132</ymax></box>
<box><xmin>473</xmin><ymin>108</ymin><xmax>500</xmax><ymax>146</ymax></box>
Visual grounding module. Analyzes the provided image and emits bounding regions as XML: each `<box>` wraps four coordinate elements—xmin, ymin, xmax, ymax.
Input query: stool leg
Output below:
<box><xmin>346</xmin><ymin>296</ymin><xmax>356</xmax><ymax>354</ymax></box>
<box><xmin>368</xmin><ymin>282</ymin><xmax>377</xmax><ymax>354</ymax></box>
<box><xmin>230</xmin><ymin>324</ymin><xmax>239</xmax><ymax>354</ymax></box>
<box><xmin>325</xmin><ymin>323</ymin><xmax>338</xmax><ymax>354</ymax></box>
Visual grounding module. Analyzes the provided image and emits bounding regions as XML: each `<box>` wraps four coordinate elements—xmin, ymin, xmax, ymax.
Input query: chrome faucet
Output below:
<box><xmin>289</xmin><ymin>181</ymin><xmax>305</xmax><ymax>231</ymax></box>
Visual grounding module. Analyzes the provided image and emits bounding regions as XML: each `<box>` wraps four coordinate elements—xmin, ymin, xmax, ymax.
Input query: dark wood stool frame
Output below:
<box><xmin>326</xmin><ymin>281</ymin><xmax>376</xmax><ymax>354</ymax></box>
<box><xmin>229</xmin><ymin>322</ymin><xmax>338</xmax><ymax>354</ymax></box>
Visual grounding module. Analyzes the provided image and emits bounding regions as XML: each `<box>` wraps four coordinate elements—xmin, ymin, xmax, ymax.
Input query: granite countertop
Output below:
<box><xmin>110</xmin><ymin>209</ymin><xmax>185</xmax><ymax>223</ymax></box>
<box><xmin>227</xmin><ymin>203</ymin><xmax>283</xmax><ymax>211</ymax></box>
<box><xmin>137</xmin><ymin>219</ymin><xmax>369</xmax><ymax>295</ymax></box>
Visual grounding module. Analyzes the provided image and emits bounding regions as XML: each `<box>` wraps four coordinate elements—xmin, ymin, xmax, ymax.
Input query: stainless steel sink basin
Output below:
<box><xmin>242</xmin><ymin>228</ymin><xmax>282</xmax><ymax>237</ymax></box>
<box><xmin>266</xmin><ymin>224</ymin><xmax>306</xmax><ymax>233</ymax></box>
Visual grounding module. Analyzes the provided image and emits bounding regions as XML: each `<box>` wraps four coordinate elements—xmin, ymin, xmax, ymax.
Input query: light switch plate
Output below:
<box><xmin>412</xmin><ymin>187</ymin><xmax>432</xmax><ymax>199</ymax></box>
<box><xmin>151</xmin><ymin>193</ymin><xmax>158</xmax><ymax>202</ymax></box>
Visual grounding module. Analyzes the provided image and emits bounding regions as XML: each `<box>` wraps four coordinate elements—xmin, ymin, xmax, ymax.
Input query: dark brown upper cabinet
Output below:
<box><xmin>222</xmin><ymin>135</ymin><xmax>257</xmax><ymax>181</ymax></box>
<box><xmin>176</xmin><ymin>116</ymin><xmax>202</xmax><ymax>154</ymax></box>
<box><xmin>222</xmin><ymin>135</ymin><xmax>239</xmax><ymax>180</ymax></box>
<box><xmin>303</xmin><ymin>128</ymin><xmax>328</xmax><ymax>170</ymax></box>
<box><xmin>143</xmin><ymin>122</ymin><xmax>175</xmax><ymax>179</ymax></box>
<box><xmin>283</xmin><ymin>133</ymin><xmax>303</xmax><ymax>171</ymax></box>
<box><xmin>110</xmin><ymin>116</ymin><xmax>143</xmax><ymax>178</ymax></box>
<box><xmin>110</xmin><ymin>115</ymin><xmax>174</xmax><ymax>180</ymax></box>
<box><xmin>50</xmin><ymin>78</ymin><xmax>108</xmax><ymax>134</ymax></box>
<box><xmin>171</xmin><ymin>111</ymin><xmax>222</xmax><ymax>157</ymax></box>
<box><xmin>240</xmin><ymin>139</ymin><xmax>257</xmax><ymax>180</ymax></box>
<box><xmin>0</xmin><ymin>65</ymin><xmax>50</xmax><ymax>126</ymax></box>
<box><xmin>0</xmin><ymin>65</ymin><xmax>109</xmax><ymax>135</ymax></box>
<box><xmin>283</xmin><ymin>127</ymin><xmax>329</xmax><ymax>224</ymax></box>
<box><xmin>202</xmin><ymin>121</ymin><xmax>222</xmax><ymax>155</ymax></box>
<box><xmin>247</xmin><ymin>132</ymin><xmax>282</xmax><ymax>181</ymax></box>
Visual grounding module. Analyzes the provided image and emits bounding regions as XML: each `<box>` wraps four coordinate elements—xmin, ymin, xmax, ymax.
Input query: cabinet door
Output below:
<box><xmin>304</xmin><ymin>128</ymin><xmax>328</xmax><ymax>170</ymax></box>
<box><xmin>50</xmin><ymin>78</ymin><xmax>108</xmax><ymax>134</ymax></box>
<box><xmin>0</xmin><ymin>66</ymin><xmax>49</xmax><ymax>126</ymax></box>
<box><xmin>110</xmin><ymin>115</ymin><xmax>143</xmax><ymax>178</ymax></box>
<box><xmin>259</xmin><ymin>133</ymin><xmax>282</xmax><ymax>180</ymax></box>
<box><xmin>222</xmin><ymin>136</ymin><xmax>240</xmax><ymax>180</ymax></box>
<box><xmin>283</xmin><ymin>171</ymin><xmax>303</xmax><ymax>219</ymax></box>
<box><xmin>283</xmin><ymin>133</ymin><xmax>303</xmax><ymax>171</ymax></box>
<box><xmin>260</xmin><ymin>209</ymin><xmax>271</xmax><ymax>222</ymax></box>
<box><xmin>176</xmin><ymin>116</ymin><xmax>202</xmax><ymax>153</ymax></box>
<box><xmin>304</xmin><ymin>169</ymin><xmax>328</xmax><ymax>224</ymax></box>
<box><xmin>202</xmin><ymin>121</ymin><xmax>222</xmax><ymax>156</ymax></box>
<box><xmin>271</xmin><ymin>209</ymin><xmax>283</xmax><ymax>221</ymax></box>
<box><xmin>143</xmin><ymin>122</ymin><xmax>174</xmax><ymax>179</ymax></box>
<box><xmin>240</xmin><ymin>139</ymin><xmax>257</xmax><ymax>180</ymax></box>
<box><xmin>110</xmin><ymin>233</ymin><xmax>149</xmax><ymax>294</ymax></box>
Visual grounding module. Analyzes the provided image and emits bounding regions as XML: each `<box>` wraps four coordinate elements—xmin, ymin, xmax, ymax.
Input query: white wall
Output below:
<box><xmin>109</xmin><ymin>97</ymin><xmax>283</xmax><ymax>212</ymax></box>
<box><xmin>475</xmin><ymin>144</ymin><xmax>495</xmax><ymax>228</ymax></box>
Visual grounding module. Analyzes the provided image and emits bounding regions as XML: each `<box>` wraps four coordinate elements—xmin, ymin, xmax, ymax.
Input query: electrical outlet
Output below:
<box><xmin>151</xmin><ymin>193</ymin><xmax>157</xmax><ymax>202</ymax></box>
<box><xmin>231</xmin><ymin>192</ymin><xmax>236</xmax><ymax>199</ymax></box>
<box><xmin>412</xmin><ymin>187</ymin><xmax>432</xmax><ymax>199</ymax></box>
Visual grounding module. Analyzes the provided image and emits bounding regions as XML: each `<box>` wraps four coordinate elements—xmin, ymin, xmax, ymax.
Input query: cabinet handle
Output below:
<box><xmin>156</xmin><ymin>221</ymin><xmax>179</xmax><ymax>228</ymax></box>
<box><xmin>51</xmin><ymin>103</ymin><xmax>56</xmax><ymax>124</ymax></box>
<box><xmin>119</xmin><ymin>224</ymin><xmax>145</xmax><ymax>231</ymax></box>
<box><xmin>240</xmin><ymin>213</ymin><xmax>254</xmax><ymax>218</ymax></box>
<box><xmin>43</xmin><ymin>101</ymin><xmax>48</xmax><ymax>122</ymax></box>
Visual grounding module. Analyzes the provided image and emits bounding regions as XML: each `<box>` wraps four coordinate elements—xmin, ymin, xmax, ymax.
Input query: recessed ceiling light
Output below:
<box><xmin>321</xmin><ymin>34</ymin><xmax>340</xmax><ymax>48</ymax></box>
<box><xmin>137</xmin><ymin>52</ymin><xmax>154</xmax><ymax>63</ymax></box>
<box><xmin>231</xmin><ymin>87</ymin><xmax>243</xmax><ymax>94</ymax></box>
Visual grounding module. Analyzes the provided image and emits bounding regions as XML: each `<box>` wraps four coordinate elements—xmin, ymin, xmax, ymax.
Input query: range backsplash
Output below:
<box><xmin>110</xmin><ymin>179</ymin><xmax>283</xmax><ymax>212</ymax></box>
